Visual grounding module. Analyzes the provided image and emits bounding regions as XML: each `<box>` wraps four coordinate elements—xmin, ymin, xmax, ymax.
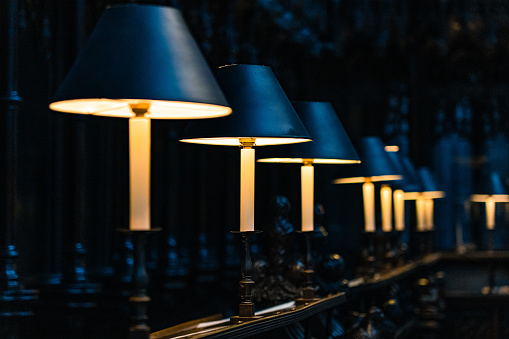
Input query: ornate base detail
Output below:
<box><xmin>230</xmin><ymin>231</ymin><xmax>262</xmax><ymax>325</ymax></box>
<box><xmin>230</xmin><ymin>315</ymin><xmax>262</xmax><ymax>325</ymax></box>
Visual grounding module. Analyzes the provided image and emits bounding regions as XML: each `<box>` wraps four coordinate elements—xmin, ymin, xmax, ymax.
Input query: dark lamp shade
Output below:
<box><xmin>49</xmin><ymin>4</ymin><xmax>231</xmax><ymax>119</ymax></box>
<box><xmin>419</xmin><ymin>167</ymin><xmax>445</xmax><ymax>198</ymax></box>
<box><xmin>180</xmin><ymin>64</ymin><xmax>311</xmax><ymax>146</ymax></box>
<box><xmin>471</xmin><ymin>171</ymin><xmax>509</xmax><ymax>202</ymax></box>
<box><xmin>405</xmin><ymin>167</ymin><xmax>445</xmax><ymax>199</ymax></box>
<box><xmin>386</xmin><ymin>151</ymin><xmax>422</xmax><ymax>192</ymax></box>
<box><xmin>257</xmin><ymin>101</ymin><xmax>360</xmax><ymax>164</ymax></box>
<box><xmin>333</xmin><ymin>136</ymin><xmax>402</xmax><ymax>184</ymax></box>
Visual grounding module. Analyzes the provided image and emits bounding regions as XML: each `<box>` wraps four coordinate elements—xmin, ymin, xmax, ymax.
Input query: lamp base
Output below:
<box><xmin>230</xmin><ymin>315</ymin><xmax>262</xmax><ymax>325</ymax></box>
<box><xmin>295</xmin><ymin>288</ymin><xmax>320</xmax><ymax>306</ymax></box>
<box><xmin>295</xmin><ymin>298</ymin><xmax>321</xmax><ymax>306</ymax></box>
<box><xmin>118</xmin><ymin>228</ymin><xmax>160</xmax><ymax>339</ymax></box>
<box><xmin>230</xmin><ymin>231</ymin><xmax>263</xmax><ymax>325</ymax></box>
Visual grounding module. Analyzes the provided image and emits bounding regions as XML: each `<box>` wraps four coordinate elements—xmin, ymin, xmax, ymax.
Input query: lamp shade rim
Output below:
<box><xmin>50</xmin><ymin>99</ymin><xmax>232</xmax><ymax>119</ymax></box>
<box><xmin>333</xmin><ymin>175</ymin><xmax>402</xmax><ymax>184</ymax></box>
<box><xmin>180</xmin><ymin>136</ymin><xmax>312</xmax><ymax>146</ymax></box>
<box><xmin>258</xmin><ymin>158</ymin><xmax>361</xmax><ymax>164</ymax></box>
<box><xmin>471</xmin><ymin>194</ymin><xmax>509</xmax><ymax>202</ymax></box>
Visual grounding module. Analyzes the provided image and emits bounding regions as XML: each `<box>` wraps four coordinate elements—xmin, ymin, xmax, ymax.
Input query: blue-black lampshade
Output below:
<box><xmin>386</xmin><ymin>151</ymin><xmax>422</xmax><ymax>192</ymax></box>
<box><xmin>49</xmin><ymin>4</ymin><xmax>231</xmax><ymax>119</ymax></box>
<box><xmin>411</xmin><ymin>167</ymin><xmax>445</xmax><ymax>199</ymax></box>
<box><xmin>257</xmin><ymin>101</ymin><xmax>360</xmax><ymax>164</ymax></box>
<box><xmin>471</xmin><ymin>171</ymin><xmax>509</xmax><ymax>202</ymax></box>
<box><xmin>180</xmin><ymin>64</ymin><xmax>311</xmax><ymax>146</ymax></box>
<box><xmin>333</xmin><ymin>136</ymin><xmax>402</xmax><ymax>184</ymax></box>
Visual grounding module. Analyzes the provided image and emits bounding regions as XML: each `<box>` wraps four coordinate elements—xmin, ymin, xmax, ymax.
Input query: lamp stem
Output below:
<box><xmin>230</xmin><ymin>231</ymin><xmax>261</xmax><ymax>324</ymax></box>
<box><xmin>296</xmin><ymin>232</ymin><xmax>317</xmax><ymax>304</ymax></box>
<box><xmin>294</xmin><ymin>232</ymin><xmax>319</xmax><ymax>306</ymax></box>
<box><xmin>363</xmin><ymin>232</ymin><xmax>376</xmax><ymax>278</ymax></box>
<box><xmin>240</xmin><ymin>141</ymin><xmax>255</xmax><ymax>232</ymax></box>
<box><xmin>129</xmin><ymin>106</ymin><xmax>151</xmax><ymax>231</ymax></box>
<box><xmin>362</xmin><ymin>181</ymin><xmax>376</xmax><ymax>232</ymax></box>
<box><xmin>301</xmin><ymin>161</ymin><xmax>314</xmax><ymax>232</ymax></box>
<box><xmin>129</xmin><ymin>231</ymin><xmax>151</xmax><ymax>339</ymax></box>
<box><xmin>380</xmin><ymin>185</ymin><xmax>392</xmax><ymax>232</ymax></box>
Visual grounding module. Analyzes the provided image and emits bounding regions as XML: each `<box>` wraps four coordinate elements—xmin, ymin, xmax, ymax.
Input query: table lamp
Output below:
<box><xmin>258</xmin><ymin>101</ymin><xmax>360</xmax><ymax>304</ymax></box>
<box><xmin>471</xmin><ymin>171</ymin><xmax>509</xmax><ymax>250</ymax></box>
<box><xmin>333</xmin><ymin>136</ymin><xmax>402</xmax><ymax>273</ymax></box>
<box><xmin>404</xmin><ymin>166</ymin><xmax>445</xmax><ymax>255</ymax></box>
<box><xmin>180</xmin><ymin>64</ymin><xmax>311</xmax><ymax>324</ymax></box>
<box><xmin>49</xmin><ymin>4</ymin><xmax>231</xmax><ymax>338</ymax></box>
<box><xmin>385</xmin><ymin>150</ymin><xmax>422</xmax><ymax>264</ymax></box>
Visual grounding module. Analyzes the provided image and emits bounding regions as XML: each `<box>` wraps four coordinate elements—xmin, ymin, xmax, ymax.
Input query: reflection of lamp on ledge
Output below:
<box><xmin>471</xmin><ymin>171</ymin><xmax>509</xmax><ymax>251</ymax></box>
<box><xmin>333</xmin><ymin>137</ymin><xmax>402</xmax><ymax>274</ymax></box>
<box><xmin>258</xmin><ymin>101</ymin><xmax>360</xmax><ymax>304</ymax></box>
<box><xmin>180</xmin><ymin>64</ymin><xmax>311</xmax><ymax>324</ymax></box>
<box><xmin>49</xmin><ymin>4</ymin><xmax>231</xmax><ymax>338</ymax></box>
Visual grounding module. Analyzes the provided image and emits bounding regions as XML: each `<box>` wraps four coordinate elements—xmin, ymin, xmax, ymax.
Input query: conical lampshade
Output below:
<box><xmin>333</xmin><ymin>136</ymin><xmax>402</xmax><ymax>184</ymax></box>
<box><xmin>180</xmin><ymin>64</ymin><xmax>311</xmax><ymax>146</ymax></box>
<box><xmin>386</xmin><ymin>151</ymin><xmax>422</xmax><ymax>192</ymax></box>
<box><xmin>471</xmin><ymin>171</ymin><xmax>509</xmax><ymax>202</ymax></box>
<box><xmin>50</xmin><ymin>4</ymin><xmax>231</xmax><ymax>119</ymax></box>
<box><xmin>257</xmin><ymin>101</ymin><xmax>360</xmax><ymax>163</ymax></box>
<box><xmin>418</xmin><ymin>167</ymin><xmax>445</xmax><ymax>199</ymax></box>
<box><xmin>400</xmin><ymin>156</ymin><xmax>423</xmax><ymax>192</ymax></box>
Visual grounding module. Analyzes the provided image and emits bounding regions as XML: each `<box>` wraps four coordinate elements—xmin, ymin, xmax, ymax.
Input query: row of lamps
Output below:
<box><xmin>46</xmin><ymin>2</ymin><xmax>508</xmax><ymax>337</ymax></box>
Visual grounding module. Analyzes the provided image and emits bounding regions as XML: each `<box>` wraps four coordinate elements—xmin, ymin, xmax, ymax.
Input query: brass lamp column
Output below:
<box><xmin>258</xmin><ymin>101</ymin><xmax>360</xmax><ymax>304</ymax></box>
<box><xmin>49</xmin><ymin>4</ymin><xmax>231</xmax><ymax>338</ymax></box>
<box><xmin>181</xmin><ymin>64</ymin><xmax>312</xmax><ymax>324</ymax></box>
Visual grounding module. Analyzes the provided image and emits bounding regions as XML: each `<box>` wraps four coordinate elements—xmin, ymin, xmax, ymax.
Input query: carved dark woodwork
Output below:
<box><xmin>413</xmin><ymin>274</ymin><xmax>446</xmax><ymax>337</ymax></box>
<box><xmin>315</xmin><ymin>254</ymin><xmax>347</xmax><ymax>296</ymax></box>
<box><xmin>253</xmin><ymin>196</ymin><xmax>300</xmax><ymax>306</ymax></box>
<box><xmin>155</xmin><ymin>123</ymin><xmax>189</xmax><ymax>291</ymax></box>
<box><xmin>312</xmin><ymin>203</ymin><xmax>348</xmax><ymax>296</ymax></box>
<box><xmin>0</xmin><ymin>1</ymin><xmax>38</xmax><ymax>338</ymax></box>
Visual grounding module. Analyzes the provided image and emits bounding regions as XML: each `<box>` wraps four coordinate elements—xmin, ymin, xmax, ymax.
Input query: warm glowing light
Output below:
<box><xmin>486</xmin><ymin>197</ymin><xmax>496</xmax><ymax>230</ymax></box>
<box><xmin>416</xmin><ymin>198</ymin><xmax>426</xmax><ymax>232</ymax></box>
<box><xmin>258</xmin><ymin>158</ymin><xmax>360</xmax><ymax>164</ymax></box>
<box><xmin>381</xmin><ymin>185</ymin><xmax>392</xmax><ymax>232</ymax></box>
<box><xmin>333</xmin><ymin>175</ymin><xmax>402</xmax><ymax>184</ymax></box>
<box><xmin>129</xmin><ymin>116</ymin><xmax>151</xmax><ymax>230</ymax></box>
<box><xmin>240</xmin><ymin>147</ymin><xmax>255</xmax><ymax>232</ymax></box>
<box><xmin>425</xmin><ymin>199</ymin><xmax>434</xmax><ymax>231</ymax></box>
<box><xmin>424</xmin><ymin>191</ymin><xmax>445</xmax><ymax>199</ymax></box>
<box><xmin>393</xmin><ymin>189</ymin><xmax>405</xmax><ymax>231</ymax></box>
<box><xmin>50</xmin><ymin>99</ymin><xmax>232</xmax><ymax>119</ymax></box>
<box><xmin>363</xmin><ymin>182</ymin><xmax>375</xmax><ymax>232</ymax></box>
<box><xmin>180</xmin><ymin>136</ymin><xmax>311</xmax><ymax>146</ymax></box>
<box><xmin>404</xmin><ymin>191</ymin><xmax>445</xmax><ymax>200</ymax></box>
<box><xmin>301</xmin><ymin>164</ymin><xmax>314</xmax><ymax>232</ymax></box>
<box><xmin>384</xmin><ymin>145</ymin><xmax>400</xmax><ymax>152</ymax></box>
<box><xmin>471</xmin><ymin>194</ymin><xmax>509</xmax><ymax>203</ymax></box>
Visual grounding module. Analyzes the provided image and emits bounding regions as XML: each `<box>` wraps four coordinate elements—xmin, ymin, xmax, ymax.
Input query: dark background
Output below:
<box><xmin>1</xmin><ymin>0</ymin><xmax>509</xmax><ymax>337</ymax></box>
